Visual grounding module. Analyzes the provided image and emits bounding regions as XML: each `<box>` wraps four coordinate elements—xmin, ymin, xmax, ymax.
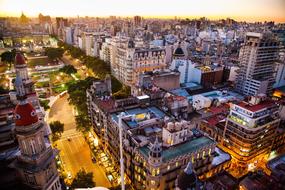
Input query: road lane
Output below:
<box><xmin>49</xmin><ymin>94</ymin><xmax>111</xmax><ymax>187</ymax></box>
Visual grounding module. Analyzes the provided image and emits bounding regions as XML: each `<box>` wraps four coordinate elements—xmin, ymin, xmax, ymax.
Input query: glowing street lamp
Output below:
<box><xmin>118</xmin><ymin>112</ymin><xmax>131</xmax><ymax>190</ymax></box>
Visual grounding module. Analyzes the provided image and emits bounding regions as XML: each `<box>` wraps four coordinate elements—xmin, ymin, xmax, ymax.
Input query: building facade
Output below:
<box><xmin>235</xmin><ymin>32</ymin><xmax>280</xmax><ymax>96</ymax></box>
<box><xmin>222</xmin><ymin>95</ymin><xmax>280</xmax><ymax>173</ymax></box>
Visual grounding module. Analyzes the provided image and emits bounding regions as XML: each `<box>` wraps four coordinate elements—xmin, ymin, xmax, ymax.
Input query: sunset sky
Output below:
<box><xmin>0</xmin><ymin>0</ymin><xmax>285</xmax><ymax>22</ymax></box>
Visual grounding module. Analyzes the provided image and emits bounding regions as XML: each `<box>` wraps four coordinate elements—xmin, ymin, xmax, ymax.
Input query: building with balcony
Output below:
<box><xmin>222</xmin><ymin>95</ymin><xmax>280</xmax><ymax>173</ymax></box>
<box><xmin>101</xmin><ymin>37</ymin><xmax>166</xmax><ymax>86</ymax></box>
<box><xmin>87</xmin><ymin>80</ymin><xmax>231</xmax><ymax>190</ymax></box>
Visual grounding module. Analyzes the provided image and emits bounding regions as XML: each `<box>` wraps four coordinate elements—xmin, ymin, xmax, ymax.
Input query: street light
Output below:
<box><xmin>118</xmin><ymin>112</ymin><xmax>131</xmax><ymax>190</ymax></box>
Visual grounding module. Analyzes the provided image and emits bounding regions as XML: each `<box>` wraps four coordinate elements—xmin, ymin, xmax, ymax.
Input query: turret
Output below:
<box><xmin>148</xmin><ymin>136</ymin><xmax>162</xmax><ymax>167</ymax></box>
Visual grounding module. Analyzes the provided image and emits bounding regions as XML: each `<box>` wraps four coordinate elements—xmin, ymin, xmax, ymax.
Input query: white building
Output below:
<box><xmin>64</xmin><ymin>27</ymin><xmax>73</xmax><ymax>45</ymax></box>
<box><xmin>236</xmin><ymin>32</ymin><xmax>280</xmax><ymax>96</ymax></box>
<box><xmin>274</xmin><ymin>51</ymin><xmax>285</xmax><ymax>88</ymax></box>
<box><xmin>162</xmin><ymin>121</ymin><xmax>193</xmax><ymax>147</ymax></box>
<box><xmin>192</xmin><ymin>95</ymin><xmax>212</xmax><ymax>110</ymax></box>
<box><xmin>101</xmin><ymin>37</ymin><xmax>166</xmax><ymax>86</ymax></box>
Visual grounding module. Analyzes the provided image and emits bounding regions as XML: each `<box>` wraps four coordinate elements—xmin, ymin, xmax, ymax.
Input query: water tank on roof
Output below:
<box><xmin>181</xmin><ymin>120</ymin><xmax>188</xmax><ymax>128</ymax></box>
<box><xmin>176</xmin><ymin>122</ymin><xmax>182</xmax><ymax>130</ymax></box>
<box><xmin>167</xmin><ymin>122</ymin><xmax>174</xmax><ymax>131</ymax></box>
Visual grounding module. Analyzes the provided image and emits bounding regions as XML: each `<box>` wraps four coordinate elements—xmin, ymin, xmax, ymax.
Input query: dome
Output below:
<box><xmin>14</xmin><ymin>102</ymin><xmax>38</xmax><ymax>126</ymax></box>
<box><xmin>173</xmin><ymin>47</ymin><xmax>185</xmax><ymax>57</ymax></box>
<box><xmin>173</xmin><ymin>42</ymin><xmax>185</xmax><ymax>57</ymax></box>
<box><xmin>15</xmin><ymin>53</ymin><xmax>26</xmax><ymax>65</ymax></box>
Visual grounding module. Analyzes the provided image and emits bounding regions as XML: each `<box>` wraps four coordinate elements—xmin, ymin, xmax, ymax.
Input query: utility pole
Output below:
<box><xmin>118</xmin><ymin>112</ymin><xmax>126</xmax><ymax>190</ymax></box>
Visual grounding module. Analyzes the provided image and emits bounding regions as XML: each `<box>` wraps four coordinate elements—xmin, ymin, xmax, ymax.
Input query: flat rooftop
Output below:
<box><xmin>188</xmin><ymin>90</ymin><xmax>243</xmax><ymax>102</ymax></box>
<box><xmin>237</xmin><ymin>100</ymin><xmax>276</xmax><ymax>112</ymax></box>
<box><xmin>139</xmin><ymin>136</ymin><xmax>214</xmax><ymax>162</ymax></box>
<box><xmin>111</xmin><ymin>106</ymin><xmax>166</xmax><ymax>128</ymax></box>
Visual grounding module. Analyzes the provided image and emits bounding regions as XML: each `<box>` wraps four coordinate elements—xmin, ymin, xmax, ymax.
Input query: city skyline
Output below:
<box><xmin>0</xmin><ymin>0</ymin><xmax>285</xmax><ymax>23</ymax></box>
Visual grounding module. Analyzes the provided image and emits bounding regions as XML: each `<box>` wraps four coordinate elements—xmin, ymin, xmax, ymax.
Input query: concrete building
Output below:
<box><xmin>137</xmin><ymin>70</ymin><xmax>180</xmax><ymax>93</ymax></box>
<box><xmin>101</xmin><ymin>37</ymin><xmax>166</xmax><ymax>86</ymax></box>
<box><xmin>64</xmin><ymin>27</ymin><xmax>73</xmax><ymax>45</ymax></box>
<box><xmin>236</xmin><ymin>32</ymin><xmax>280</xmax><ymax>96</ymax></box>
<box><xmin>87</xmin><ymin>81</ymin><xmax>231</xmax><ymax>190</ymax></box>
<box><xmin>222</xmin><ymin>95</ymin><xmax>280</xmax><ymax>173</ymax></box>
<box><xmin>0</xmin><ymin>94</ymin><xmax>16</xmax><ymax>149</ymax></box>
<box><xmin>170</xmin><ymin>45</ymin><xmax>225</xmax><ymax>87</ymax></box>
<box><xmin>274</xmin><ymin>50</ymin><xmax>285</xmax><ymax>88</ymax></box>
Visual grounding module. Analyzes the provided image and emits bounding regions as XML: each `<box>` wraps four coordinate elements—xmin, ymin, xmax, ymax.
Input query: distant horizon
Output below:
<box><xmin>1</xmin><ymin>0</ymin><xmax>285</xmax><ymax>23</ymax></box>
<box><xmin>1</xmin><ymin>13</ymin><xmax>285</xmax><ymax>24</ymax></box>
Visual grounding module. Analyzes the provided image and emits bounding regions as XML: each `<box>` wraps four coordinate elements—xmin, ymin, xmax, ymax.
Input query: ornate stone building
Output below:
<box><xmin>11</xmin><ymin>99</ymin><xmax>61</xmax><ymax>189</ymax></box>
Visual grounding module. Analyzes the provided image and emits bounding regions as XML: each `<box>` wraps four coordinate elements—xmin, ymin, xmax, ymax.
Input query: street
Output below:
<box><xmin>48</xmin><ymin>95</ymin><xmax>111</xmax><ymax>187</ymax></box>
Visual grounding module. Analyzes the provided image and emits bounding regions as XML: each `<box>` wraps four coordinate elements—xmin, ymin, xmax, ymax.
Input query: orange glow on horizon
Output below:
<box><xmin>0</xmin><ymin>0</ymin><xmax>284</xmax><ymax>23</ymax></box>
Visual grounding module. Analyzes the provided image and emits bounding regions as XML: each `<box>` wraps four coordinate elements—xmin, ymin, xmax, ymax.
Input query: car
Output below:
<box><xmin>91</xmin><ymin>157</ymin><xmax>97</xmax><ymax>163</ymax></box>
<box><xmin>67</xmin><ymin>172</ymin><xmax>72</xmax><ymax>179</ymax></box>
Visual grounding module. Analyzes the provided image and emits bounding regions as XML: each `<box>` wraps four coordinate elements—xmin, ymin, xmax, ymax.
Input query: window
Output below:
<box><xmin>167</xmin><ymin>165</ymin><xmax>170</xmax><ymax>170</ymax></box>
<box><xmin>24</xmin><ymin>173</ymin><xmax>37</xmax><ymax>185</ymax></box>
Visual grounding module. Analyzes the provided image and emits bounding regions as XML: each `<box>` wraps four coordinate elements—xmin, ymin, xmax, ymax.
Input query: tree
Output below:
<box><xmin>59</xmin><ymin>65</ymin><xmax>77</xmax><ymax>75</ymax></box>
<box><xmin>112</xmin><ymin>85</ymin><xmax>131</xmax><ymax>100</ymax></box>
<box><xmin>39</xmin><ymin>99</ymin><xmax>50</xmax><ymax>110</ymax></box>
<box><xmin>75</xmin><ymin>114</ymin><xmax>91</xmax><ymax>133</ymax></box>
<box><xmin>0</xmin><ymin>49</ymin><xmax>16</xmax><ymax>68</ymax></box>
<box><xmin>67</xmin><ymin>77</ymin><xmax>99</xmax><ymax>114</ymax></box>
<box><xmin>71</xmin><ymin>169</ymin><xmax>95</xmax><ymax>189</ymax></box>
<box><xmin>49</xmin><ymin>121</ymin><xmax>64</xmax><ymax>141</ymax></box>
<box><xmin>45</xmin><ymin>47</ymin><xmax>64</xmax><ymax>61</ymax></box>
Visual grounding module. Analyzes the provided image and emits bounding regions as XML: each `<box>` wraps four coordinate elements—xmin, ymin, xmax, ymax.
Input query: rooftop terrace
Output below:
<box><xmin>111</xmin><ymin>106</ymin><xmax>166</xmax><ymax>129</ymax></box>
<box><xmin>139</xmin><ymin>136</ymin><xmax>214</xmax><ymax>162</ymax></box>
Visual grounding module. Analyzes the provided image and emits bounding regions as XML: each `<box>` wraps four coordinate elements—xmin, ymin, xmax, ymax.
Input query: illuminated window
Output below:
<box><xmin>152</xmin><ymin>169</ymin><xmax>156</xmax><ymax>176</ymax></box>
<box><xmin>208</xmin><ymin>148</ymin><xmax>211</xmax><ymax>155</ymax></box>
<box><xmin>151</xmin><ymin>180</ymin><xmax>155</xmax><ymax>185</ymax></box>
<box><xmin>156</xmin><ymin>168</ymin><xmax>160</xmax><ymax>175</ymax></box>
<box><xmin>167</xmin><ymin>165</ymin><xmax>170</xmax><ymax>170</ymax></box>
<box><xmin>176</xmin><ymin>162</ymin><xmax>179</xmax><ymax>167</ymax></box>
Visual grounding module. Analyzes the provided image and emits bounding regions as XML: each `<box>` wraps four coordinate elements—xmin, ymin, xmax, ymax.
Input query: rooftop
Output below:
<box><xmin>188</xmin><ymin>90</ymin><xmax>243</xmax><ymax>103</ymax></box>
<box><xmin>237</xmin><ymin>100</ymin><xmax>276</xmax><ymax>112</ymax></box>
<box><xmin>111</xmin><ymin>106</ymin><xmax>166</xmax><ymax>129</ymax></box>
<box><xmin>139</xmin><ymin>136</ymin><xmax>214</xmax><ymax>162</ymax></box>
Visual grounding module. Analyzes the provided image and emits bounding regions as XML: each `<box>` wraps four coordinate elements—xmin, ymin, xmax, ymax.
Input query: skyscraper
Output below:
<box><xmin>236</xmin><ymin>32</ymin><xmax>280</xmax><ymax>96</ymax></box>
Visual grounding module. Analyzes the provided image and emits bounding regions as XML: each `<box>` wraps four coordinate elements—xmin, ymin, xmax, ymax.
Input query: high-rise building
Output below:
<box><xmin>235</xmin><ymin>32</ymin><xmax>280</xmax><ymax>96</ymax></box>
<box><xmin>134</xmin><ymin>16</ymin><xmax>142</xmax><ymax>26</ymax></box>
<box><xmin>64</xmin><ymin>27</ymin><xmax>74</xmax><ymax>45</ymax></box>
<box><xmin>222</xmin><ymin>95</ymin><xmax>280</xmax><ymax>174</ymax></box>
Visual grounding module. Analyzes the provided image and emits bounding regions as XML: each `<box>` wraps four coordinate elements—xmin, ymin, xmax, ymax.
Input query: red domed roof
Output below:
<box><xmin>15</xmin><ymin>53</ymin><xmax>26</xmax><ymax>65</ymax></box>
<box><xmin>14</xmin><ymin>102</ymin><xmax>38</xmax><ymax>126</ymax></box>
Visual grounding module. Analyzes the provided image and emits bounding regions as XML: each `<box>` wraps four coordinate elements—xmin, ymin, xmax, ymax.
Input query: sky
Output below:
<box><xmin>0</xmin><ymin>0</ymin><xmax>285</xmax><ymax>22</ymax></box>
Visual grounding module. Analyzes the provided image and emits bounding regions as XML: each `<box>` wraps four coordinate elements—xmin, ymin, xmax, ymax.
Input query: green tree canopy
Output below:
<box><xmin>45</xmin><ymin>47</ymin><xmax>64</xmax><ymax>61</ymax></box>
<box><xmin>49</xmin><ymin>121</ymin><xmax>64</xmax><ymax>141</ymax></box>
<box><xmin>75</xmin><ymin>114</ymin><xmax>91</xmax><ymax>133</ymax></box>
<box><xmin>39</xmin><ymin>99</ymin><xmax>50</xmax><ymax>110</ymax></box>
<box><xmin>71</xmin><ymin>169</ymin><xmax>95</xmax><ymax>189</ymax></box>
<box><xmin>0</xmin><ymin>49</ymin><xmax>16</xmax><ymax>68</ymax></box>
<box><xmin>59</xmin><ymin>65</ymin><xmax>77</xmax><ymax>75</ymax></box>
<box><xmin>112</xmin><ymin>85</ymin><xmax>131</xmax><ymax>100</ymax></box>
